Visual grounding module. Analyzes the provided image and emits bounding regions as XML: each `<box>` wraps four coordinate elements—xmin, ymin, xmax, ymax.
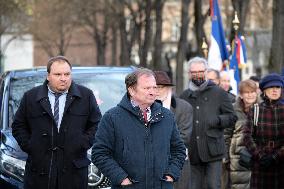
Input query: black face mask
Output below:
<box><xmin>192</xmin><ymin>77</ymin><xmax>206</xmax><ymax>86</ymax></box>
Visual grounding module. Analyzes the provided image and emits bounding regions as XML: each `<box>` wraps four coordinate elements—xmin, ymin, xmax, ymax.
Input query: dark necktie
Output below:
<box><xmin>54</xmin><ymin>93</ymin><xmax>62</xmax><ymax>126</ymax></box>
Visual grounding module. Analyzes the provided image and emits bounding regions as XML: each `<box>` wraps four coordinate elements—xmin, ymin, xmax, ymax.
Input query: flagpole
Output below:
<box><xmin>232</xmin><ymin>11</ymin><xmax>241</xmax><ymax>79</ymax></box>
<box><xmin>201</xmin><ymin>37</ymin><xmax>208</xmax><ymax>59</ymax></box>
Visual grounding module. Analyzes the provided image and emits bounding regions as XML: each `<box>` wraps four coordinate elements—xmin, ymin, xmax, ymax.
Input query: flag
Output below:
<box><xmin>229</xmin><ymin>35</ymin><xmax>247</xmax><ymax>95</ymax></box>
<box><xmin>235</xmin><ymin>35</ymin><xmax>247</xmax><ymax>68</ymax></box>
<box><xmin>208</xmin><ymin>0</ymin><xmax>229</xmax><ymax>71</ymax></box>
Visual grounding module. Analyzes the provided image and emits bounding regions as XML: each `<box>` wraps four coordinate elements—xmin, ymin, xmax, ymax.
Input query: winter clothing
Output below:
<box><xmin>180</xmin><ymin>81</ymin><xmax>237</xmax><ymax>189</ymax></box>
<box><xmin>259</xmin><ymin>73</ymin><xmax>284</xmax><ymax>91</ymax></box>
<box><xmin>180</xmin><ymin>81</ymin><xmax>237</xmax><ymax>164</ymax></box>
<box><xmin>155</xmin><ymin>71</ymin><xmax>175</xmax><ymax>86</ymax></box>
<box><xmin>170</xmin><ymin>96</ymin><xmax>193</xmax><ymax>189</ymax></box>
<box><xmin>243</xmin><ymin>98</ymin><xmax>284</xmax><ymax>189</ymax></box>
<box><xmin>12</xmin><ymin>80</ymin><xmax>102</xmax><ymax>189</ymax></box>
<box><xmin>92</xmin><ymin>94</ymin><xmax>186</xmax><ymax>189</ymax></box>
<box><xmin>225</xmin><ymin>98</ymin><xmax>255</xmax><ymax>189</ymax></box>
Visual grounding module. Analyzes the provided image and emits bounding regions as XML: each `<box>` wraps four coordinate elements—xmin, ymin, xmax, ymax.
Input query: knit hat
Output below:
<box><xmin>259</xmin><ymin>73</ymin><xmax>284</xmax><ymax>91</ymax></box>
<box><xmin>154</xmin><ymin>71</ymin><xmax>174</xmax><ymax>86</ymax></box>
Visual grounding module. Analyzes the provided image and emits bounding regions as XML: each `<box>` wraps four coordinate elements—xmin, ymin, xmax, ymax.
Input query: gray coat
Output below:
<box><xmin>180</xmin><ymin>81</ymin><xmax>237</xmax><ymax>164</ymax></box>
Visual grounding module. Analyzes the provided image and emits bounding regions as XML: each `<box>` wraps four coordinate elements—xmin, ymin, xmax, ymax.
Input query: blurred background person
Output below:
<box><xmin>154</xmin><ymin>70</ymin><xmax>193</xmax><ymax>189</ymax></box>
<box><xmin>219</xmin><ymin>71</ymin><xmax>236</xmax><ymax>103</ymax></box>
<box><xmin>225</xmin><ymin>79</ymin><xmax>260</xmax><ymax>189</ymax></box>
<box><xmin>207</xmin><ymin>68</ymin><xmax>220</xmax><ymax>85</ymax></box>
<box><xmin>243</xmin><ymin>73</ymin><xmax>284</xmax><ymax>189</ymax></box>
<box><xmin>249</xmin><ymin>75</ymin><xmax>261</xmax><ymax>95</ymax></box>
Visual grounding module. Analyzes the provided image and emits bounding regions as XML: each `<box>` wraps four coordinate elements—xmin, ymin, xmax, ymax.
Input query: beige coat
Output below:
<box><xmin>229</xmin><ymin>98</ymin><xmax>251</xmax><ymax>189</ymax></box>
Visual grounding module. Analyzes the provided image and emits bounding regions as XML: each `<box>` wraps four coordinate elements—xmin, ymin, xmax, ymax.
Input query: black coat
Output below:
<box><xmin>12</xmin><ymin>81</ymin><xmax>102</xmax><ymax>189</ymax></box>
<box><xmin>92</xmin><ymin>94</ymin><xmax>186</xmax><ymax>189</ymax></box>
<box><xmin>180</xmin><ymin>82</ymin><xmax>237</xmax><ymax>164</ymax></box>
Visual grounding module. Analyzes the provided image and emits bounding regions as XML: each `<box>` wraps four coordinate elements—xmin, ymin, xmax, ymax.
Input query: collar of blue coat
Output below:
<box><xmin>118</xmin><ymin>93</ymin><xmax>164</xmax><ymax>122</ymax></box>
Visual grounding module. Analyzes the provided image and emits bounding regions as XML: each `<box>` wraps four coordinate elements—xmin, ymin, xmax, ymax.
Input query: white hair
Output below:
<box><xmin>187</xmin><ymin>56</ymin><xmax>208</xmax><ymax>71</ymax></box>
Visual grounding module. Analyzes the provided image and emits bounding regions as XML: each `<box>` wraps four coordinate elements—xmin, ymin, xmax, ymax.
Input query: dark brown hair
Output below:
<box><xmin>47</xmin><ymin>55</ymin><xmax>72</xmax><ymax>73</ymax></box>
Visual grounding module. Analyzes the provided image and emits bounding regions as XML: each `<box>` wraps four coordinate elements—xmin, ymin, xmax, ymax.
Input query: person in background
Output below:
<box><xmin>225</xmin><ymin>79</ymin><xmax>260</xmax><ymax>189</ymax></box>
<box><xmin>243</xmin><ymin>73</ymin><xmax>284</xmax><ymax>189</ymax></box>
<box><xmin>12</xmin><ymin>56</ymin><xmax>102</xmax><ymax>189</ymax></box>
<box><xmin>154</xmin><ymin>70</ymin><xmax>193</xmax><ymax>189</ymax></box>
<box><xmin>219</xmin><ymin>71</ymin><xmax>236</xmax><ymax>103</ymax></box>
<box><xmin>180</xmin><ymin>57</ymin><xmax>237</xmax><ymax>189</ymax></box>
<box><xmin>92</xmin><ymin>68</ymin><xmax>186</xmax><ymax>189</ymax></box>
<box><xmin>207</xmin><ymin>68</ymin><xmax>220</xmax><ymax>85</ymax></box>
<box><xmin>249</xmin><ymin>75</ymin><xmax>261</xmax><ymax>95</ymax></box>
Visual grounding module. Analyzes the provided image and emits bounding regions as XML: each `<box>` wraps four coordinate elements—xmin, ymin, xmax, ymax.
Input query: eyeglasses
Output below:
<box><xmin>190</xmin><ymin>70</ymin><xmax>206</xmax><ymax>74</ymax></box>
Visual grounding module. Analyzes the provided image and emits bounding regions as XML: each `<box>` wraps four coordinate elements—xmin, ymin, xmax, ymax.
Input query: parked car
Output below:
<box><xmin>0</xmin><ymin>66</ymin><xmax>135</xmax><ymax>189</ymax></box>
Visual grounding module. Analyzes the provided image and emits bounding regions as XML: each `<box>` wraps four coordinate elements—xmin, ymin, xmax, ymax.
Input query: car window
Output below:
<box><xmin>8</xmin><ymin>72</ymin><xmax>128</xmax><ymax>128</ymax></box>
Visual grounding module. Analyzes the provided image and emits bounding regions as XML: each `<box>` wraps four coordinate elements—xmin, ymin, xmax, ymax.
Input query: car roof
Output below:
<box><xmin>5</xmin><ymin>66</ymin><xmax>136</xmax><ymax>78</ymax></box>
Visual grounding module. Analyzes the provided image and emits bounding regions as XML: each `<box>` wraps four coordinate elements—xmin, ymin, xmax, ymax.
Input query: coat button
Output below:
<box><xmin>196</xmin><ymin>106</ymin><xmax>199</xmax><ymax>109</ymax></box>
<box><xmin>196</xmin><ymin>120</ymin><xmax>199</xmax><ymax>124</ymax></box>
<box><xmin>196</xmin><ymin>136</ymin><xmax>200</xmax><ymax>139</ymax></box>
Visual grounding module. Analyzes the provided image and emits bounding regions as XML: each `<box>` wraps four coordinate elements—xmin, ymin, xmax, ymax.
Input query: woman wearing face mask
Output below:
<box><xmin>243</xmin><ymin>73</ymin><xmax>284</xmax><ymax>189</ymax></box>
<box><xmin>226</xmin><ymin>79</ymin><xmax>260</xmax><ymax>189</ymax></box>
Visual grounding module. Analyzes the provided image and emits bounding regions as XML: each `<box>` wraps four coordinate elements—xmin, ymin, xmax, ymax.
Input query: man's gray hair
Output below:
<box><xmin>187</xmin><ymin>57</ymin><xmax>208</xmax><ymax>71</ymax></box>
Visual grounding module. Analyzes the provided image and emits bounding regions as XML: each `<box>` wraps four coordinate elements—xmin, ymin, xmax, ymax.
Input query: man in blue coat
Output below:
<box><xmin>12</xmin><ymin>56</ymin><xmax>102</xmax><ymax>189</ymax></box>
<box><xmin>91</xmin><ymin>68</ymin><xmax>186</xmax><ymax>189</ymax></box>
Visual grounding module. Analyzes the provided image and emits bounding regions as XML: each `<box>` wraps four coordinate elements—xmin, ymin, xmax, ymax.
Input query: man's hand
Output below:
<box><xmin>165</xmin><ymin>175</ymin><xmax>174</xmax><ymax>182</ymax></box>
<box><xmin>121</xmin><ymin>178</ymin><xmax>132</xmax><ymax>186</ymax></box>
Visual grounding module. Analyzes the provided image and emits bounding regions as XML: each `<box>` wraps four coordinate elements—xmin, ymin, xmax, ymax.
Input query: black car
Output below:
<box><xmin>0</xmin><ymin>66</ymin><xmax>135</xmax><ymax>189</ymax></box>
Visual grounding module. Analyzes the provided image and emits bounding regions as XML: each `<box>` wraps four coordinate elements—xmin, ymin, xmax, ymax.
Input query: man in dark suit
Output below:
<box><xmin>180</xmin><ymin>57</ymin><xmax>237</xmax><ymax>189</ymax></box>
<box><xmin>12</xmin><ymin>56</ymin><xmax>102</xmax><ymax>189</ymax></box>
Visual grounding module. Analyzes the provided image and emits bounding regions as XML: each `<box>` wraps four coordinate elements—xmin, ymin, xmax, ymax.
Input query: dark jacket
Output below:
<box><xmin>180</xmin><ymin>81</ymin><xmax>237</xmax><ymax>164</ymax></box>
<box><xmin>243</xmin><ymin>98</ymin><xmax>284</xmax><ymax>189</ymax></box>
<box><xmin>91</xmin><ymin>94</ymin><xmax>186</xmax><ymax>189</ymax></box>
<box><xmin>12</xmin><ymin>81</ymin><xmax>102</xmax><ymax>189</ymax></box>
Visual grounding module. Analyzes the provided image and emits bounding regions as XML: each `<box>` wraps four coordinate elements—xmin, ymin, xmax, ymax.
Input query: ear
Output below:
<box><xmin>128</xmin><ymin>87</ymin><xmax>135</xmax><ymax>97</ymax></box>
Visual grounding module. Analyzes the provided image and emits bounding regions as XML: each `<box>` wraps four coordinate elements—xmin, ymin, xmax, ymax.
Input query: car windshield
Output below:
<box><xmin>8</xmin><ymin>72</ymin><xmax>127</xmax><ymax>127</ymax></box>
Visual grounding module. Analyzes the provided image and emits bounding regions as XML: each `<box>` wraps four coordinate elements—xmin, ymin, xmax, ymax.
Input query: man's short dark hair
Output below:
<box><xmin>249</xmin><ymin>75</ymin><xmax>260</xmax><ymax>83</ymax></box>
<box><xmin>125</xmin><ymin>68</ymin><xmax>155</xmax><ymax>96</ymax></box>
<box><xmin>47</xmin><ymin>55</ymin><xmax>72</xmax><ymax>73</ymax></box>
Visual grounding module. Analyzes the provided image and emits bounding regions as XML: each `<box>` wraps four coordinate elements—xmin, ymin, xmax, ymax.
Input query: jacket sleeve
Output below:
<box><xmin>164</xmin><ymin>118</ymin><xmax>186</xmax><ymax>181</ymax></box>
<box><xmin>91</xmin><ymin>112</ymin><xmax>128</xmax><ymax>185</ymax></box>
<box><xmin>82</xmin><ymin>92</ymin><xmax>102</xmax><ymax>149</ymax></box>
<box><xmin>217</xmin><ymin>90</ymin><xmax>237</xmax><ymax>129</ymax></box>
<box><xmin>12</xmin><ymin>92</ymin><xmax>31</xmax><ymax>153</ymax></box>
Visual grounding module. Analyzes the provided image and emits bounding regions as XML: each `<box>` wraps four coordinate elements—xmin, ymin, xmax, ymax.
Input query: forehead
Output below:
<box><xmin>137</xmin><ymin>74</ymin><xmax>156</xmax><ymax>85</ymax></box>
<box><xmin>190</xmin><ymin>62</ymin><xmax>205</xmax><ymax>70</ymax></box>
<box><xmin>50</xmin><ymin>61</ymin><xmax>71</xmax><ymax>72</ymax></box>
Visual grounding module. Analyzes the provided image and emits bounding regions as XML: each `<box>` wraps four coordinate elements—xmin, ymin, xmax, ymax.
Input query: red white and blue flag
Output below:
<box><xmin>229</xmin><ymin>35</ymin><xmax>247</xmax><ymax>95</ymax></box>
<box><xmin>208</xmin><ymin>0</ymin><xmax>229</xmax><ymax>71</ymax></box>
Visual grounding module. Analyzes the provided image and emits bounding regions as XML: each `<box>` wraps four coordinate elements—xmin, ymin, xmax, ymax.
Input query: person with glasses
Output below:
<box><xmin>180</xmin><ymin>57</ymin><xmax>237</xmax><ymax>189</ymax></box>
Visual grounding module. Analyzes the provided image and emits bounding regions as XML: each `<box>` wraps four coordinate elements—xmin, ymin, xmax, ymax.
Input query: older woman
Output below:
<box><xmin>243</xmin><ymin>73</ymin><xmax>284</xmax><ymax>189</ymax></box>
<box><xmin>228</xmin><ymin>79</ymin><xmax>259</xmax><ymax>189</ymax></box>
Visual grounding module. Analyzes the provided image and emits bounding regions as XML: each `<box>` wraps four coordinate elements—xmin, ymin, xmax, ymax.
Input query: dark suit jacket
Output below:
<box><xmin>12</xmin><ymin>80</ymin><xmax>102</xmax><ymax>189</ymax></box>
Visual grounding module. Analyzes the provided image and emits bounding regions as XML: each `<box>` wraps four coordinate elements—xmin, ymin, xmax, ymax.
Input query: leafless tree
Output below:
<box><xmin>176</xmin><ymin>0</ymin><xmax>191</xmax><ymax>94</ymax></box>
<box><xmin>28</xmin><ymin>0</ymin><xmax>76</xmax><ymax>57</ymax></box>
<box><xmin>269</xmin><ymin>0</ymin><xmax>284</xmax><ymax>72</ymax></box>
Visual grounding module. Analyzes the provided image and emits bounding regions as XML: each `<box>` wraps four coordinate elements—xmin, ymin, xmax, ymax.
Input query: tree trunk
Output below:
<box><xmin>152</xmin><ymin>0</ymin><xmax>164</xmax><ymax>70</ymax></box>
<box><xmin>176</xmin><ymin>0</ymin><xmax>191</xmax><ymax>95</ymax></box>
<box><xmin>118</xmin><ymin>1</ymin><xmax>131</xmax><ymax>66</ymax></box>
<box><xmin>194</xmin><ymin>0</ymin><xmax>207</xmax><ymax>56</ymax></box>
<box><xmin>140</xmin><ymin>0</ymin><xmax>152</xmax><ymax>68</ymax></box>
<box><xmin>269</xmin><ymin>0</ymin><xmax>284</xmax><ymax>73</ymax></box>
<box><xmin>111</xmin><ymin>25</ymin><xmax>117</xmax><ymax>66</ymax></box>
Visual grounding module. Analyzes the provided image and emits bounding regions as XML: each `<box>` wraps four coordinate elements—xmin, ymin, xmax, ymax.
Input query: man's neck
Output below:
<box><xmin>130</xmin><ymin>98</ymin><xmax>151</xmax><ymax>111</ymax></box>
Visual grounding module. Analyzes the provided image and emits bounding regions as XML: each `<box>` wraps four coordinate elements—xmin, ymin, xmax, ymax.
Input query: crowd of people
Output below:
<box><xmin>11</xmin><ymin>55</ymin><xmax>283</xmax><ymax>189</ymax></box>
